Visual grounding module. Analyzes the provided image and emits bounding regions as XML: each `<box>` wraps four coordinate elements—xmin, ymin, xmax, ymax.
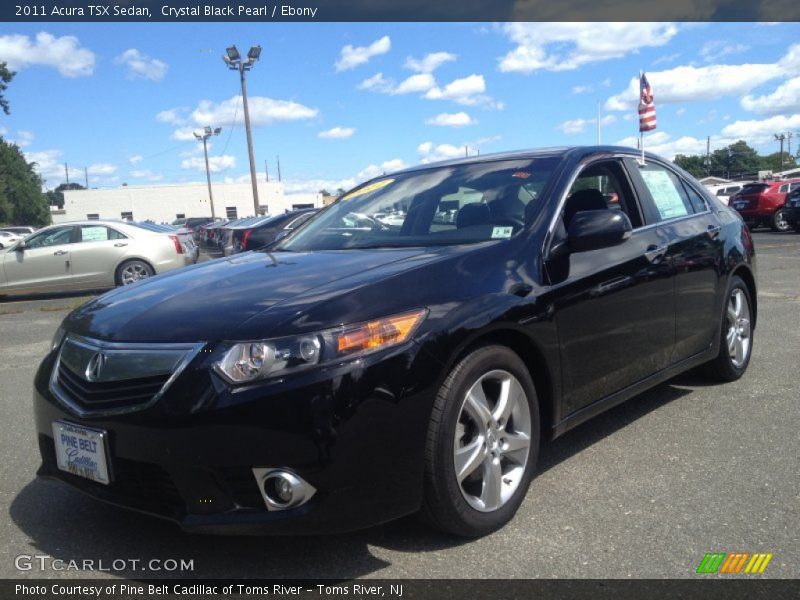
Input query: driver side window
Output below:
<box><xmin>562</xmin><ymin>161</ymin><xmax>642</xmax><ymax>229</ymax></box>
<box><xmin>24</xmin><ymin>226</ymin><xmax>74</xmax><ymax>249</ymax></box>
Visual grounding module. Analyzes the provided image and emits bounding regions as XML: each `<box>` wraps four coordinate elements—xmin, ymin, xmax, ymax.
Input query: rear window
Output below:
<box><xmin>740</xmin><ymin>184</ymin><xmax>769</xmax><ymax>194</ymax></box>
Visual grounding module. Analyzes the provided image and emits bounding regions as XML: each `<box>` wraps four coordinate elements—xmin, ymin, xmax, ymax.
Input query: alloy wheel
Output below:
<box><xmin>774</xmin><ymin>209</ymin><xmax>790</xmax><ymax>232</ymax></box>
<box><xmin>453</xmin><ymin>369</ymin><xmax>531</xmax><ymax>513</ymax></box>
<box><xmin>121</xmin><ymin>263</ymin><xmax>151</xmax><ymax>285</ymax></box>
<box><xmin>726</xmin><ymin>288</ymin><xmax>751</xmax><ymax>368</ymax></box>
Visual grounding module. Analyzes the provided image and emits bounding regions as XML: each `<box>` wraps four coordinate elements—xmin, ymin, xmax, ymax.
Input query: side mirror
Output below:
<box><xmin>567</xmin><ymin>210</ymin><xmax>632</xmax><ymax>253</ymax></box>
<box><xmin>14</xmin><ymin>240</ymin><xmax>25</xmax><ymax>252</ymax></box>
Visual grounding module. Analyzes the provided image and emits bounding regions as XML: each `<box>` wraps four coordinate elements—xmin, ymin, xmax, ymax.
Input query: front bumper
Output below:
<box><xmin>783</xmin><ymin>206</ymin><xmax>800</xmax><ymax>226</ymax></box>
<box><xmin>33</xmin><ymin>342</ymin><xmax>436</xmax><ymax>534</ymax></box>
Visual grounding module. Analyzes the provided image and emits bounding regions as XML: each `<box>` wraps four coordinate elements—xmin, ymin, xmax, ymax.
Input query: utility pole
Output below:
<box><xmin>276</xmin><ymin>155</ymin><xmax>282</xmax><ymax>182</ymax></box>
<box><xmin>194</xmin><ymin>126</ymin><xmax>222</xmax><ymax>219</ymax></box>
<box><xmin>787</xmin><ymin>132</ymin><xmax>793</xmax><ymax>159</ymax></box>
<box><xmin>64</xmin><ymin>163</ymin><xmax>69</xmax><ymax>185</ymax></box>
<box><xmin>706</xmin><ymin>136</ymin><xmax>711</xmax><ymax>176</ymax></box>
<box><xmin>223</xmin><ymin>45</ymin><xmax>262</xmax><ymax>216</ymax></box>
<box><xmin>775</xmin><ymin>133</ymin><xmax>786</xmax><ymax>171</ymax></box>
<box><xmin>84</xmin><ymin>167</ymin><xmax>88</xmax><ymax>188</ymax></box>
<box><xmin>264</xmin><ymin>159</ymin><xmax>269</xmax><ymax>182</ymax></box>
<box><xmin>596</xmin><ymin>100</ymin><xmax>601</xmax><ymax>145</ymax></box>
<box><xmin>465</xmin><ymin>145</ymin><xmax>468</xmax><ymax>157</ymax></box>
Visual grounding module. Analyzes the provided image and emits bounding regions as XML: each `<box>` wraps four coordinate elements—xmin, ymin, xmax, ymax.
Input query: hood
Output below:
<box><xmin>64</xmin><ymin>248</ymin><xmax>441</xmax><ymax>342</ymax></box>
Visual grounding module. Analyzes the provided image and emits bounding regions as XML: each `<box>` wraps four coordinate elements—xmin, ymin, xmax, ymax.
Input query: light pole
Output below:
<box><xmin>194</xmin><ymin>126</ymin><xmax>222</xmax><ymax>219</ymax></box>
<box><xmin>223</xmin><ymin>44</ymin><xmax>262</xmax><ymax>216</ymax></box>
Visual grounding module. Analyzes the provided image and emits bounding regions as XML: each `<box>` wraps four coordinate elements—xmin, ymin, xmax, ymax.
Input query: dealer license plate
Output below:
<box><xmin>52</xmin><ymin>421</ymin><xmax>111</xmax><ymax>485</ymax></box>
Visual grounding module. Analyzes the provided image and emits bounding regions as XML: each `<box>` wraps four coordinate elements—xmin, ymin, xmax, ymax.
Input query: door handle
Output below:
<box><xmin>114</xmin><ymin>242</ymin><xmax>128</xmax><ymax>247</ymax></box>
<box><xmin>53</xmin><ymin>250</ymin><xmax>68</xmax><ymax>256</ymax></box>
<box><xmin>644</xmin><ymin>245</ymin><xmax>668</xmax><ymax>264</ymax></box>
<box><xmin>706</xmin><ymin>224</ymin><xmax>721</xmax><ymax>239</ymax></box>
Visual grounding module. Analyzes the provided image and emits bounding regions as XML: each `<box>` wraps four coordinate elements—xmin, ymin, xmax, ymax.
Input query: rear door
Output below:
<box><xmin>1</xmin><ymin>226</ymin><xmax>75</xmax><ymax>292</ymax></box>
<box><xmin>69</xmin><ymin>225</ymin><xmax>131</xmax><ymax>287</ymax></box>
<box><xmin>627</xmin><ymin>160</ymin><xmax>724</xmax><ymax>362</ymax></box>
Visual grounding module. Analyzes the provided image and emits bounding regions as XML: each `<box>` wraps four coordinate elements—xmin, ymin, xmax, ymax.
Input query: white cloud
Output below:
<box><xmin>417</xmin><ymin>141</ymin><xmax>467</xmax><ymax>163</ymax></box>
<box><xmin>25</xmin><ymin>149</ymin><xmax>64</xmax><ymax>186</ymax></box>
<box><xmin>700</xmin><ymin>41</ymin><xmax>749</xmax><ymax>63</ymax></box>
<box><xmin>129</xmin><ymin>155</ymin><xmax>143</xmax><ymax>165</ymax></box>
<box><xmin>281</xmin><ymin>158</ymin><xmax>407</xmax><ymax>195</ymax></box>
<box><xmin>426</xmin><ymin>112</ymin><xmax>477</xmax><ymax>127</ymax></box>
<box><xmin>572</xmin><ymin>85</ymin><xmax>592</xmax><ymax>95</ymax></box>
<box><xmin>356</xmin><ymin>158</ymin><xmax>408</xmax><ymax>180</ymax></box>
<box><xmin>394</xmin><ymin>73</ymin><xmax>437</xmax><ymax>94</ymax></box>
<box><xmin>721</xmin><ymin>114</ymin><xmax>800</xmax><ymax>145</ymax></box>
<box><xmin>676</xmin><ymin>107</ymin><xmax>687</xmax><ymax>116</ymax></box>
<box><xmin>318</xmin><ymin>126</ymin><xmax>355</xmax><ymax>139</ymax></box>
<box><xmin>335</xmin><ymin>36</ymin><xmax>391</xmax><ymax>71</ymax></box>
<box><xmin>0</xmin><ymin>32</ymin><xmax>94</xmax><ymax>77</ymax></box>
<box><xmin>498</xmin><ymin>23</ymin><xmax>679</xmax><ymax>74</ymax></box>
<box><xmin>190</xmin><ymin>96</ymin><xmax>318</xmax><ymax>128</ymax></box>
<box><xmin>88</xmin><ymin>163</ymin><xmax>117</xmax><ymax>175</ymax></box>
<box><xmin>181</xmin><ymin>155</ymin><xmax>236</xmax><ymax>173</ymax></box>
<box><xmin>654</xmin><ymin>53</ymin><xmax>680</xmax><ymax>65</ymax></box>
<box><xmin>115</xmin><ymin>48</ymin><xmax>168</xmax><ymax>81</ymax></box>
<box><xmin>558</xmin><ymin>115</ymin><xmax>616</xmax><ymax>134</ymax></box>
<box><xmin>156</xmin><ymin>107</ymin><xmax>187</xmax><ymax>124</ymax></box>
<box><xmin>171</xmin><ymin>127</ymin><xmax>198</xmax><ymax>141</ymax></box>
<box><xmin>405</xmin><ymin>52</ymin><xmax>457</xmax><ymax>73</ymax></box>
<box><xmin>615</xmin><ymin>131</ymin><xmax>707</xmax><ymax>159</ymax></box>
<box><xmin>424</xmin><ymin>74</ymin><xmax>502</xmax><ymax>108</ymax></box>
<box><xmin>357</xmin><ymin>72</ymin><xmax>437</xmax><ymax>95</ymax></box>
<box><xmin>605</xmin><ymin>63</ymin><xmax>785</xmax><ymax>111</ymax></box>
<box><xmin>741</xmin><ymin>76</ymin><xmax>800</xmax><ymax>115</ymax></box>
<box><xmin>11</xmin><ymin>130</ymin><xmax>34</xmax><ymax>148</ymax></box>
<box><xmin>129</xmin><ymin>169</ymin><xmax>163</xmax><ymax>182</ymax></box>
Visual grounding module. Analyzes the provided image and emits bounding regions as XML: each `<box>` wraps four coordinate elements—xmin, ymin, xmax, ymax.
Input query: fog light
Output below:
<box><xmin>252</xmin><ymin>468</ymin><xmax>316</xmax><ymax>511</ymax></box>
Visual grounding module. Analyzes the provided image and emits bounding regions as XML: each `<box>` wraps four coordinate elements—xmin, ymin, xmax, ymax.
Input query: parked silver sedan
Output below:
<box><xmin>0</xmin><ymin>220</ymin><xmax>191</xmax><ymax>295</ymax></box>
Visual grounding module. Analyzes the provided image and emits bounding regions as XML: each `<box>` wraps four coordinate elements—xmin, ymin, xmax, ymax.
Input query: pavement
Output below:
<box><xmin>0</xmin><ymin>233</ymin><xmax>798</xmax><ymax>580</ymax></box>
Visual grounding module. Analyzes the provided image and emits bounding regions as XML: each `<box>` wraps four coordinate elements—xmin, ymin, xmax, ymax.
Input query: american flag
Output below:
<box><xmin>638</xmin><ymin>72</ymin><xmax>656</xmax><ymax>132</ymax></box>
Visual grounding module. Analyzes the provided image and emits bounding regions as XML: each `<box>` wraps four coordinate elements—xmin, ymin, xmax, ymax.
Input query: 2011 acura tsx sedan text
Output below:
<box><xmin>33</xmin><ymin>146</ymin><xmax>756</xmax><ymax>537</ymax></box>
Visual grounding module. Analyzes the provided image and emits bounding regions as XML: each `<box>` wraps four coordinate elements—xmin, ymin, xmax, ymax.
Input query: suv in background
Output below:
<box><xmin>730</xmin><ymin>179</ymin><xmax>800</xmax><ymax>232</ymax></box>
<box><xmin>782</xmin><ymin>187</ymin><xmax>800</xmax><ymax>233</ymax></box>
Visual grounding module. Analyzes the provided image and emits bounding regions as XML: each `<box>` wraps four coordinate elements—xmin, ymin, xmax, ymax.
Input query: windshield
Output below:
<box><xmin>741</xmin><ymin>184</ymin><xmax>769</xmax><ymax>194</ymax></box>
<box><xmin>277</xmin><ymin>157</ymin><xmax>558</xmax><ymax>251</ymax></box>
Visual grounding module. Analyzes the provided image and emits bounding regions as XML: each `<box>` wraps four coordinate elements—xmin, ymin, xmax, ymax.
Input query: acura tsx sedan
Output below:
<box><xmin>33</xmin><ymin>146</ymin><xmax>756</xmax><ymax>537</ymax></box>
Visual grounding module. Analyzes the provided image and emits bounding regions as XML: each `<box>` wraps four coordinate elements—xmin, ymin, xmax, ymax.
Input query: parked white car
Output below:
<box><xmin>0</xmin><ymin>220</ymin><xmax>192</xmax><ymax>295</ymax></box>
<box><xmin>0</xmin><ymin>231</ymin><xmax>22</xmax><ymax>249</ymax></box>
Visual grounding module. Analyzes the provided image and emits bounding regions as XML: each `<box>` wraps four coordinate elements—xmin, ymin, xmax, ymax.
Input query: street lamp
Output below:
<box><xmin>194</xmin><ymin>126</ymin><xmax>222</xmax><ymax>219</ymax></box>
<box><xmin>223</xmin><ymin>44</ymin><xmax>262</xmax><ymax>216</ymax></box>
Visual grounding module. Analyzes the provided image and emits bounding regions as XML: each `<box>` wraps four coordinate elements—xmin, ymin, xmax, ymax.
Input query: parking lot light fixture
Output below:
<box><xmin>223</xmin><ymin>44</ymin><xmax>262</xmax><ymax>216</ymax></box>
<box><xmin>194</xmin><ymin>126</ymin><xmax>222</xmax><ymax>219</ymax></box>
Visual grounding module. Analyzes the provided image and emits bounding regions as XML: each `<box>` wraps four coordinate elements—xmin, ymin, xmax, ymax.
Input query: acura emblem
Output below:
<box><xmin>85</xmin><ymin>352</ymin><xmax>107</xmax><ymax>382</ymax></box>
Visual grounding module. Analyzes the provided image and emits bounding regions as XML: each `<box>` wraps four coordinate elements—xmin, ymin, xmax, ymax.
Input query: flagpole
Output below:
<box><xmin>639</xmin><ymin>70</ymin><xmax>645</xmax><ymax>164</ymax></box>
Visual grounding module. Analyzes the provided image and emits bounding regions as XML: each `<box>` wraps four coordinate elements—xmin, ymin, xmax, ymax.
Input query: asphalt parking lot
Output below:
<box><xmin>0</xmin><ymin>233</ymin><xmax>798</xmax><ymax>580</ymax></box>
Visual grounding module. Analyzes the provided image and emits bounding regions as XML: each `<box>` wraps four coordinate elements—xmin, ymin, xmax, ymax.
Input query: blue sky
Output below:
<box><xmin>1</xmin><ymin>22</ymin><xmax>799</xmax><ymax>194</ymax></box>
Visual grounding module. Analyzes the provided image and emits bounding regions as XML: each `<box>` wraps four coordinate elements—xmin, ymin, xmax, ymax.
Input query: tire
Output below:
<box><xmin>420</xmin><ymin>345</ymin><xmax>540</xmax><ymax>537</ymax></box>
<box><xmin>115</xmin><ymin>259</ymin><xmax>154</xmax><ymax>286</ymax></box>
<box><xmin>793</xmin><ymin>224</ymin><xmax>800</xmax><ymax>234</ymax></box>
<box><xmin>771</xmin><ymin>209</ymin><xmax>790</xmax><ymax>232</ymax></box>
<box><xmin>701</xmin><ymin>275</ymin><xmax>754</xmax><ymax>382</ymax></box>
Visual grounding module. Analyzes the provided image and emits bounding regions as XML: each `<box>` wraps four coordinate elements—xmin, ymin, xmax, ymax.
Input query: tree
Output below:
<box><xmin>0</xmin><ymin>137</ymin><xmax>51</xmax><ymax>226</ymax></box>
<box><xmin>319</xmin><ymin>189</ymin><xmax>331</xmax><ymax>197</ymax></box>
<box><xmin>0</xmin><ymin>62</ymin><xmax>14</xmax><ymax>115</ymax></box>
<box><xmin>710</xmin><ymin>140</ymin><xmax>761</xmax><ymax>178</ymax></box>
<box><xmin>673</xmin><ymin>154</ymin><xmax>707</xmax><ymax>178</ymax></box>
<box><xmin>759</xmin><ymin>152</ymin><xmax>797</xmax><ymax>173</ymax></box>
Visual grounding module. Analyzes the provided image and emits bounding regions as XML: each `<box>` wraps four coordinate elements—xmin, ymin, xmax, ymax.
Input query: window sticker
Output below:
<box><xmin>491</xmin><ymin>226</ymin><xmax>514</xmax><ymax>239</ymax></box>
<box><xmin>640</xmin><ymin>170</ymin><xmax>689</xmax><ymax>219</ymax></box>
<box><xmin>81</xmin><ymin>226</ymin><xmax>108</xmax><ymax>242</ymax></box>
<box><xmin>342</xmin><ymin>178</ymin><xmax>395</xmax><ymax>201</ymax></box>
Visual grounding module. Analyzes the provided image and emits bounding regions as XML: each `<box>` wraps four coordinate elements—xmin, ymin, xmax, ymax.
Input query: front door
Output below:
<box><xmin>2</xmin><ymin>226</ymin><xmax>75</xmax><ymax>292</ymax></box>
<box><xmin>545</xmin><ymin>159</ymin><xmax>676</xmax><ymax>416</ymax></box>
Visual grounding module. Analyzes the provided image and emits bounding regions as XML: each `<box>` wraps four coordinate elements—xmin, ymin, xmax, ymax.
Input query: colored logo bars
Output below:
<box><xmin>638</xmin><ymin>72</ymin><xmax>656</xmax><ymax>133</ymax></box>
<box><xmin>696</xmin><ymin>552</ymin><xmax>773</xmax><ymax>574</ymax></box>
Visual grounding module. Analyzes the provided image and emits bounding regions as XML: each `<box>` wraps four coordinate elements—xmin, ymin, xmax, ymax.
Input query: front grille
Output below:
<box><xmin>57</xmin><ymin>362</ymin><xmax>169</xmax><ymax>412</ymax></box>
<box><xmin>219</xmin><ymin>467</ymin><xmax>265</xmax><ymax>508</ymax></box>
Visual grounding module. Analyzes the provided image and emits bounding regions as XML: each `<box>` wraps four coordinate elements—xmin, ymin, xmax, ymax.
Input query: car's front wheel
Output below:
<box><xmin>115</xmin><ymin>259</ymin><xmax>154</xmax><ymax>286</ymax></box>
<box><xmin>421</xmin><ymin>345</ymin><xmax>540</xmax><ymax>537</ymax></box>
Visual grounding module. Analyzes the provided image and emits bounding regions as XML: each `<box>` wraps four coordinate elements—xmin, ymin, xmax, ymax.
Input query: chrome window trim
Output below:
<box><xmin>543</xmin><ymin>153</ymin><xmax>714</xmax><ymax>259</ymax></box>
<box><xmin>49</xmin><ymin>334</ymin><xmax>206</xmax><ymax>418</ymax></box>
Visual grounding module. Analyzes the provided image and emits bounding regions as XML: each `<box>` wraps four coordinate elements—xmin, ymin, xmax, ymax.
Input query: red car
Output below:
<box><xmin>730</xmin><ymin>179</ymin><xmax>800</xmax><ymax>232</ymax></box>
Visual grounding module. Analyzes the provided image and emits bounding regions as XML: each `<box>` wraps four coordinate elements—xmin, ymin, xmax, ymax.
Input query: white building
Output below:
<box><xmin>55</xmin><ymin>181</ymin><xmax>323</xmax><ymax>224</ymax></box>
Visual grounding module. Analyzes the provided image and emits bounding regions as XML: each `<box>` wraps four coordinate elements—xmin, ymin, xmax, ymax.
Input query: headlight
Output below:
<box><xmin>213</xmin><ymin>308</ymin><xmax>428</xmax><ymax>384</ymax></box>
<box><xmin>51</xmin><ymin>326</ymin><xmax>66</xmax><ymax>351</ymax></box>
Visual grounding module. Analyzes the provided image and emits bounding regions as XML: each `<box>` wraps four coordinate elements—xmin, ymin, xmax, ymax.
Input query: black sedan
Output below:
<box><xmin>33</xmin><ymin>146</ymin><xmax>756</xmax><ymax>537</ymax></box>
<box><xmin>783</xmin><ymin>187</ymin><xmax>800</xmax><ymax>232</ymax></box>
<box><xmin>237</xmin><ymin>208</ymin><xmax>318</xmax><ymax>253</ymax></box>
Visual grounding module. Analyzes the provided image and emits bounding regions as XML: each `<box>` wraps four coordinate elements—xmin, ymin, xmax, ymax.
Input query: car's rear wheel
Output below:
<box><xmin>702</xmin><ymin>275</ymin><xmax>753</xmax><ymax>382</ymax></box>
<box><xmin>772</xmin><ymin>209</ymin><xmax>790</xmax><ymax>232</ymax></box>
<box><xmin>115</xmin><ymin>260</ymin><xmax>154</xmax><ymax>286</ymax></box>
<box><xmin>793</xmin><ymin>223</ymin><xmax>800</xmax><ymax>233</ymax></box>
<box><xmin>421</xmin><ymin>345</ymin><xmax>540</xmax><ymax>537</ymax></box>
